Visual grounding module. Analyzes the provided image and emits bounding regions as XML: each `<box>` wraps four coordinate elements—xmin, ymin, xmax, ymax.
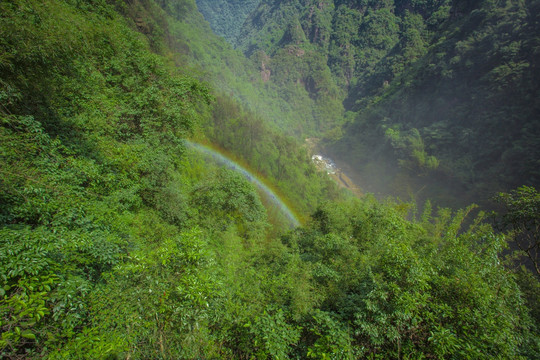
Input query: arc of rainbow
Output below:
<box><xmin>185</xmin><ymin>140</ymin><xmax>300</xmax><ymax>228</ymax></box>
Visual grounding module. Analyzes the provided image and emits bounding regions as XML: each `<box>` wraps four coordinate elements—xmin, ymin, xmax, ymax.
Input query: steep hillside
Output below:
<box><xmin>225</xmin><ymin>0</ymin><xmax>540</xmax><ymax>206</ymax></box>
<box><xmin>332</xmin><ymin>0</ymin><xmax>540</xmax><ymax>206</ymax></box>
<box><xmin>1</xmin><ymin>1</ymin><xmax>538</xmax><ymax>359</ymax></box>
<box><xmin>0</xmin><ymin>0</ymin><xmax>337</xmax><ymax>356</ymax></box>
<box><xmin>175</xmin><ymin>0</ymin><xmax>338</xmax><ymax>135</ymax></box>
<box><xmin>195</xmin><ymin>0</ymin><xmax>261</xmax><ymax>43</ymax></box>
<box><xmin>235</xmin><ymin>0</ymin><xmax>447</xmax><ymax>104</ymax></box>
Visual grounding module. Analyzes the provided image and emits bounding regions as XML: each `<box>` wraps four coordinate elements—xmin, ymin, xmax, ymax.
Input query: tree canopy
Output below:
<box><xmin>0</xmin><ymin>0</ymin><xmax>539</xmax><ymax>358</ymax></box>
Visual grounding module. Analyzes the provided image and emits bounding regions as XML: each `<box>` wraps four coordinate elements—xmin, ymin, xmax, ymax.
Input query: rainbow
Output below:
<box><xmin>185</xmin><ymin>140</ymin><xmax>300</xmax><ymax>228</ymax></box>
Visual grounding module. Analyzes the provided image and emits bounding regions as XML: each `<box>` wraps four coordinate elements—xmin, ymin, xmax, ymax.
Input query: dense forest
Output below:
<box><xmin>1</xmin><ymin>0</ymin><xmax>539</xmax><ymax>359</ymax></box>
<box><xmin>211</xmin><ymin>0</ymin><xmax>540</xmax><ymax>207</ymax></box>
<box><xmin>195</xmin><ymin>0</ymin><xmax>261</xmax><ymax>43</ymax></box>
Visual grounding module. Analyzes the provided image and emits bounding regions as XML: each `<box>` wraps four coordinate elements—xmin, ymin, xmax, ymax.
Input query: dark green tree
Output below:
<box><xmin>495</xmin><ymin>186</ymin><xmax>540</xmax><ymax>275</ymax></box>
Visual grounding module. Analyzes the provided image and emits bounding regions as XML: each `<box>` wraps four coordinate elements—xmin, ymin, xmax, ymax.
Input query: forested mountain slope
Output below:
<box><xmin>168</xmin><ymin>0</ymin><xmax>337</xmax><ymax>135</ymax></box>
<box><xmin>117</xmin><ymin>0</ymin><xmax>339</xmax><ymax>214</ymax></box>
<box><xmin>195</xmin><ymin>0</ymin><xmax>261</xmax><ymax>43</ymax></box>
<box><xmin>206</xmin><ymin>0</ymin><xmax>540</xmax><ymax>206</ymax></box>
<box><xmin>333</xmin><ymin>0</ymin><xmax>540</xmax><ymax>206</ymax></box>
<box><xmin>1</xmin><ymin>0</ymin><xmax>539</xmax><ymax>359</ymax></box>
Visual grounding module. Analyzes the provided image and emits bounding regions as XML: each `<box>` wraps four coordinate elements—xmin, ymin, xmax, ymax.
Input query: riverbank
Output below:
<box><xmin>306</xmin><ymin>138</ymin><xmax>363</xmax><ymax>197</ymax></box>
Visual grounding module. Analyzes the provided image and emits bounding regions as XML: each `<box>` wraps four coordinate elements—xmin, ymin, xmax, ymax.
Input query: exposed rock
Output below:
<box><xmin>261</xmin><ymin>61</ymin><xmax>271</xmax><ymax>82</ymax></box>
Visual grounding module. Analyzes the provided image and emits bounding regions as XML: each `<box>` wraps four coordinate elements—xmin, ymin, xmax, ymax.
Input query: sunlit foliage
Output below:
<box><xmin>0</xmin><ymin>1</ymin><xmax>538</xmax><ymax>359</ymax></box>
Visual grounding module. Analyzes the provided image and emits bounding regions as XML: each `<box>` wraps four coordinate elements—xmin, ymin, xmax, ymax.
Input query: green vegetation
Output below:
<box><xmin>1</xmin><ymin>0</ymin><xmax>539</xmax><ymax>359</ymax></box>
<box><xmin>495</xmin><ymin>186</ymin><xmax>540</xmax><ymax>276</ymax></box>
<box><xmin>152</xmin><ymin>0</ymin><xmax>325</xmax><ymax>135</ymax></box>
<box><xmin>195</xmin><ymin>0</ymin><xmax>261</xmax><ymax>44</ymax></box>
<box><xmin>332</xmin><ymin>0</ymin><xmax>540</xmax><ymax>206</ymax></box>
<box><xmin>203</xmin><ymin>0</ymin><xmax>540</xmax><ymax>207</ymax></box>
